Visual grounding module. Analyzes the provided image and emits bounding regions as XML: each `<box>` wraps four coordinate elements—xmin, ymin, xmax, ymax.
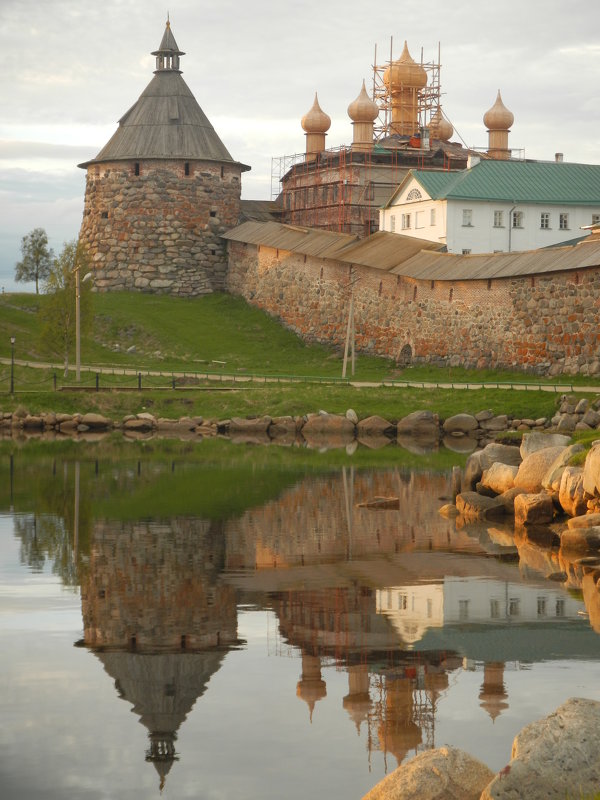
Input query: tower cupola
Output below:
<box><xmin>301</xmin><ymin>94</ymin><xmax>331</xmax><ymax>162</ymax></box>
<box><xmin>483</xmin><ymin>90</ymin><xmax>514</xmax><ymax>160</ymax></box>
<box><xmin>152</xmin><ymin>18</ymin><xmax>185</xmax><ymax>73</ymax></box>
<box><xmin>348</xmin><ymin>81</ymin><xmax>379</xmax><ymax>151</ymax></box>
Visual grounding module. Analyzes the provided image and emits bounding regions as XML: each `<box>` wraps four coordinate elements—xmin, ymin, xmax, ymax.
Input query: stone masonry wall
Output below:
<box><xmin>226</xmin><ymin>241</ymin><xmax>600</xmax><ymax>376</ymax></box>
<box><xmin>79</xmin><ymin>159</ymin><xmax>241</xmax><ymax>296</ymax></box>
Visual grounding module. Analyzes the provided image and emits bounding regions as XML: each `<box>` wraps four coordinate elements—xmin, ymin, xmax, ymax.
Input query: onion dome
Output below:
<box><xmin>383</xmin><ymin>41</ymin><xmax>427</xmax><ymax>90</ymax></box>
<box><xmin>348</xmin><ymin>81</ymin><xmax>379</xmax><ymax>122</ymax></box>
<box><xmin>483</xmin><ymin>90</ymin><xmax>514</xmax><ymax>131</ymax></box>
<box><xmin>301</xmin><ymin>94</ymin><xmax>331</xmax><ymax>134</ymax></box>
<box><xmin>430</xmin><ymin>107</ymin><xmax>454</xmax><ymax>141</ymax></box>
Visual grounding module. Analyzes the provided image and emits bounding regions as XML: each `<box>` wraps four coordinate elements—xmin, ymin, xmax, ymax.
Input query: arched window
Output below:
<box><xmin>406</xmin><ymin>188</ymin><xmax>422</xmax><ymax>201</ymax></box>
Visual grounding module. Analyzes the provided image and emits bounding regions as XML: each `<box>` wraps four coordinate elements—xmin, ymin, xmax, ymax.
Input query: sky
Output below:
<box><xmin>1</xmin><ymin>0</ymin><xmax>600</xmax><ymax>292</ymax></box>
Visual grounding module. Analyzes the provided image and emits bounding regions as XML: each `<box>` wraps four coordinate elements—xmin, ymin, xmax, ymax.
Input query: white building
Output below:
<box><xmin>379</xmin><ymin>158</ymin><xmax>600</xmax><ymax>254</ymax></box>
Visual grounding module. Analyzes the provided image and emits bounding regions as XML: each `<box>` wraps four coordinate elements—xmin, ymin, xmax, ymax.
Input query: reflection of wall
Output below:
<box><xmin>82</xmin><ymin>518</ymin><xmax>237</xmax><ymax>650</ymax></box>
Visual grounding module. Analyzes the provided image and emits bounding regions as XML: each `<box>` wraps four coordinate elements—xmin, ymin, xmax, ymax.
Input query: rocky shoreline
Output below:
<box><xmin>2</xmin><ymin>393</ymin><xmax>599</xmax><ymax>447</ymax></box>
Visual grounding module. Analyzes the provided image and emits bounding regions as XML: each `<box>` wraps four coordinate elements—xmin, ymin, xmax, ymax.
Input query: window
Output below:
<box><xmin>462</xmin><ymin>248</ymin><xmax>471</xmax><ymax>255</ymax></box>
<box><xmin>134</xmin><ymin>162</ymin><xmax>140</xmax><ymax>176</ymax></box>
<box><xmin>537</xmin><ymin>597</ymin><xmax>547</xmax><ymax>617</ymax></box>
<box><xmin>490</xmin><ymin>599</ymin><xmax>500</xmax><ymax>619</ymax></box>
<box><xmin>398</xmin><ymin>593</ymin><xmax>408</xmax><ymax>610</ymax></box>
<box><xmin>540</xmin><ymin>212</ymin><xmax>550</xmax><ymax>229</ymax></box>
<box><xmin>184</xmin><ymin>162</ymin><xmax>190</xmax><ymax>176</ymax></box>
<box><xmin>401</xmin><ymin>213</ymin><xmax>411</xmax><ymax>230</ymax></box>
<box><xmin>462</xmin><ymin>209</ymin><xmax>473</xmax><ymax>226</ymax></box>
<box><xmin>512</xmin><ymin>210</ymin><xmax>523</xmax><ymax>228</ymax></box>
<box><xmin>458</xmin><ymin>600</ymin><xmax>469</xmax><ymax>620</ymax></box>
<box><xmin>509</xmin><ymin>598</ymin><xmax>520</xmax><ymax>617</ymax></box>
<box><xmin>592</xmin><ymin>214</ymin><xmax>600</xmax><ymax>225</ymax></box>
<box><xmin>430</xmin><ymin>208</ymin><xmax>436</xmax><ymax>226</ymax></box>
<box><xmin>390</xmin><ymin>215</ymin><xmax>396</xmax><ymax>232</ymax></box>
<box><xmin>559</xmin><ymin>213</ymin><xmax>569</xmax><ymax>230</ymax></box>
<box><xmin>493</xmin><ymin>210</ymin><xmax>504</xmax><ymax>228</ymax></box>
<box><xmin>556</xmin><ymin>598</ymin><xmax>565</xmax><ymax>617</ymax></box>
<box><xmin>406</xmin><ymin>188</ymin><xmax>422</xmax><ymax>201</ymax></box>
<box><xmin>415</xmin><ymin>211</ymin><xmax>424</xmax><ymax>229</ymax></box>
<box><xmin>427</xmin><ymin>599</ymin><xmax>432</xmax><ymax>618</ymax></box>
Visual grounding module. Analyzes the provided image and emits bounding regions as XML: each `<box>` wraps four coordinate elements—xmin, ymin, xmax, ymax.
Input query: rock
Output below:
<box><xmin>302</xmin><ymin>413</ymin><xmax>355</xmax><ymax>436</ymax></box>
<box><xmin>396</xmin><ymin>410</ymin><xmax>439</xmax><ymax>438</ymax></box>
<box><xmin>345</xmin><ymin>408</ymin><xmax>358</xmax><ymax>424</ymax></box>
<box><xmin>542</xmin><ymin>443</ymin><xmax>586</xmax><ymax>492</ymax></box>
<box><xmin>80</xmin><ymin>412</ymin><xmax>113</xmax><ymax>430</ymax></box>
<box><xmin>269</xmin><ymin>416</ymin><xmax>297</xmax><ymax>437</ymax></box>
<box><xmin>361</xmin><ymin>746</ymin><xmax>494</xmax><ymax>800</ymax></box>
<box><xmin>583</xmin><ymin>440</ymin><xmax>600</xmax><ymax>497</ymax></box>
<box><xmin>229</xmin><ymin>416</ymin><xmax>272</xmax><ymax>433</ymax></box>
<box><xmin>558</xmin><ymin>466</ymin><xmax>588</xmax><ymax>517</ymax></box>
<box><xmin>582</xmin><ymin>408</ymin><xmax>600</xmax><ymax>427</ymax></box>
<box><xmin>479</xmin><ymin>414</ymin><xmax>509</xmax><ymax>431</ymax></box>
<box><xmin>463</xmin><ymin>443</ymin><xmax>521</xmax><ymax>490</ymax></box>
<box><xmin>481</xmin><ymin>462</ymin><xmax>518</xmax><ymax>495</ymax></box>
<box><xmin>514</xmin><ymin>492</ymin><xmax>554</xmax><ymax>526</ymax></box>
<box><xmin>556</xmin><ymin>413</ymin><xmax>577</xmax><ymax>433</ymax></box>
<box><xmin>575</xmin><ymin>398</ymin><xmax>589</xmax><ymax>414</ymax></box>
<box><xmin>442</xmin><ymin>413</ymin><xmax>478</xmax><ymax>435</ymax></box>
<box><xmin>582</xmin><ymin>573</ymin><xmax>600</xmax><ymax>634</ymax></box>
<box><xmin>496</xmin><ymin>486</ymin><xmax>527</xmax><ymax>513</ymax></box>
<box><xmin>356</xmin><ymin>415</ymin><xmax>395</xmax><ymax>437</ymax></box>
<box><xmin>475</xmin><ymin>409</ymin><xmax>495</xmax><ymax>421</ymax></box>
<box><xmin>439</xmin><ymin>503</ymin><xmax>460</xmax><ymax>518</ymax></box>
<box><xmin>358</xmin><ymin>496</ymin><xmax>399</xmax><ymax>509</ymax></box>
<box><xmin>520</xmin><ymin>432</ymin><xmax>572</xmax><ymax>459</ymax></box>
<box><xmin>456</xmin><ymin>492</ymin><xmax>506</xmax><ymax>521</ymax></box>
<box><xmin>480</xmin><ymin>698</ymin><xmax>600</xmax><ymax>800</ymax></box>
<box><xmin>514</xmin><ymin>446</ymin><xmax>568</xmax><ymax>493</ymax></box>
<box><xmin>136</xmin><ymin>411</ymin><xmax>157</xmax><ymax>425</ymax></box>
<box><xmin>22</xmin><ymin>415</ymin><xmax>43</xmax><ymax>429</ymax></box>
<box><xmin>560</xmin><ymin>526</ymin><xmax>600</xmax><ymax>554</ymax></box>
<box><xmin>567</xmin><ymin>512</ymin><xmax>600</xmax><ymax>529</ymax></box>
<box><xmin>123</xmin><ymin>418</ymin><xmax>154</xmax><ymax>432</ymax></box>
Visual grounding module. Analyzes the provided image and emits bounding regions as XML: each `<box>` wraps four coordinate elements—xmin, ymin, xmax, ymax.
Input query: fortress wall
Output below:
<box><xmin>226</xmin><ymin>241</ymin><xmax>600</xmax><ymax>375</ymax></box>
<box><xmin>79</xmin><ymin>159</ymin><xmax>241</xmax><ymax>296</ymax></box>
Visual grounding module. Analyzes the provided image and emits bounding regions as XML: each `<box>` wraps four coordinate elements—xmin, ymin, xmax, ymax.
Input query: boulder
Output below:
<box><xmin>345</xmin><ymin>408</ymin><xmax>359</xmax><ymax>424</ymax></box>
<box><xmin>361</xmin><ymin>746</ymin><xmax>494</xmax><ymax>800</ymax></box>
<box><xmin>558</xmin><ymin>466</ymin><xmax>588</xmax><ymax>517</ymax></box>
<box><xmin>480</xmin><ymin>698</ymin><xmax>600</xmax><ymax>800</ymax></box>
<box><xmin>582</xmin><ymin>408</ymin><xmax>600</xmax><ymax>427</ymax></box>
<box><xmin>542</xmin><ymin>443</ymin><xmax>586</xmax><ymax>492</ymax></box>
<box><xmin>560</xmin><ymin>526</ymin><xmax>600</xmax><ymax>554</ymax></box>
<box><xmin>302</xmin><ymin>413</ymin><xmax>355</xmax><ymax>436</ymax></box>
<box><xmin>396</xmin><ymin>410</ymin><xmax>439</xmax><ymax>438</ymax></box>
<box><xmin>357</xmin><ymin>415</ymin><xmax>395</xmax><ymax>437</ymax></box>
<box><xmin>567</xmin><ymin>512</ymin><xmax>600</xmax><ymax>529</ymax></box>
<box><xmin>442</xmin><ymin>413</ymin><xmax>478</xmax><ymax>435</ymax></box>
<box><xmin>583</xmin><ymin>440</ymin><xmax>600</xmax><ymax>497</ymax></box>
<box><xmin>514</xmin><ymin>446</ymin><xmax>567</xmax><ymax>493</ymax></box>
<box><xmin>582</xmin><ymin>572</ymin><xmax>600</xmax><ymax>634</ymax></box>
<box><xmin>22</xmin><ymin>415</ymin><xmax>44</xmax><ymax>429</ymax></box>
<box><xmin>269</xmin><ymin>416</ymin><xmax>297</xmax><ymax>437</ymax></box>
<box><xmin>456</xmin><ymin>492</ymin><xmax>506</xmax><ymax>521</ymax></box>
<box><xmin>556</xmin><ymin>414</ymin><xmax>577</xmax><ymax>433</ymax></box>
<box><xmin>520</xmin><ymin>432</ymin><xmax>571</xmax><ymax>459</ymax></box>
<box><xmin>496</xmin><ymin>486</ymin><xmax>527</xmax><ymax>513</ymax></box>
<box><xmin>481</xmin><ymin>462</ymin><xmax>518</xmax><ymax>495</ymax></box>
<box><xmin>229</xmin><ymin>416</ymin><xmax>272</xmax><ymax>434</ymax></box>
<box><xmin>514</xmin><ymin>492</ymin><xmax>554</xmax><ymax>526</ymax></box>
<box><xmin>80</xmin><ymin>412</ymin><xmax>113</xmax><ymax>430</ymax></box>
<box><xmin>463</xmin><ymin>443</ymin><xmax>521</xmax><ymax>491</ymax></box>
<box><xmin>439</xmin><ymin>503</ymin><xmax>460</xmax><ymax>518</ymax></box>
<box><xmin>479</xmin><ymin>414</ymin><xmax>508</xmax><ymax>431</ymax></box>
<box><xmin>123</xmin><ymin>418</ymin><xmax>154</xmax><ymax>432</ymax></box>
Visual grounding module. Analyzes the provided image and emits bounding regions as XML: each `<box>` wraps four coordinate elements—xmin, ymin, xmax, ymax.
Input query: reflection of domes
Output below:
<box><xmin>383</xmin><ymin>42</ymin><xmax>427</xmax><ymax>90</ymax></box>
<box><xmin>301</xmin><ymin>94</ymin><xmax>331</xmax><ymax>133</ymax></box>
<box><xmin>479</xmin><ymin>662</ymin><xmax>509</xmax><ymax>722</ymax></box>
<box><xmin>430</xmin><ymin>107</ymin><xmax>454</xmax><ymax>141</ymax></box>
<box><xmin>296</xmin><ymin>654</ymin><xmax>327</xmax><ymax>721</ymax></box>
<box><xmin>348</xmin><ymin>81</ymin><xmax>379</xmax><ymax>122</ymax></box>
<box><xmin>483</xmin><ymin>90</ymin><xmax>514</xmax><ymax>131</ymax></box>
<box><xmin>343</xmin><ymin>665</ymin><xmax>371</xmax><ymax>733</ymax></box>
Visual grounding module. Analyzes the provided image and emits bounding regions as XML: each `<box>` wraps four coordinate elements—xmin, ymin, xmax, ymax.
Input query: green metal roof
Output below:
<box><xmin>412</xmin><ymin>159</ymin><xmax>600</xmax><ymax>206</ymax></box>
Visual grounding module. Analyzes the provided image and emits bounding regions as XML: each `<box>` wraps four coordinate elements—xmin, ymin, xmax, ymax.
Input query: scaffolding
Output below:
<box><xmin>372</xmin><ymin>39</ymin><xmax>443</xmax><ymax>140</ymax></box>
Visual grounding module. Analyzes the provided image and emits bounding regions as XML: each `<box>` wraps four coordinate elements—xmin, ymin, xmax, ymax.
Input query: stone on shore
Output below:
<box><xmin>464</xmin><ymin>443</ymin><xmax>522</xmax><ymax>490</ymax></box>
<box><xmin>442</xmin><ymin>413</ymin><xmax>478</xmax><ymax>435</ymax></box>
<box><xmin>567</xmin><ymin>512</ymin><xmax>600</xmax><ymax>529</ymax></box>
<box><xmin>357</xmin><ymin>415</ymin><xmax>396</xmax><ymax>438</ymax></box>
<box><xmin>514</xmin><ymin>492</ymin><xmax>554</xmax><ymax>526</ymax></box>
<box><xmin>229</xmin><ymin>416</ymin><xmax>272</xmax><ymax>434</ymax></box>
<box><xmin>456</xmin><ymin>492</ymin><xmax>507</xmax><ymax>521</ymax></box>
<box><xmin>583</xmin><ymin>440</ymin><xmax>600</xmax><ymax>497</ymax></box>
<box><xmin>80</xmin><ymin>412</ymin><xmax>113</xmax><ymax>430</ymax></box>
<box><xmin>514</xmin><ymin>446</ymin><xmax>567</xmax><ymax>493</ymax></box>
<box><xmin>396</xmin><ymin>410</ymin><xmax>439</xmax><ymax>438</ymax></box>
<box><xmin>560</xmin><ymin>526</ymin><xmax>600</xmax><ymax>554</ymax></box>
<box><xmin>302</xmin><ymin>413</ymin><xmax>355</xmax><ymax>436</ymax></box>
<box><xmin>480</xmin><ymin>462</ymin><xmax>518</xmax><ymax>495</ymax></box>
<box><xmin>520</xmin><ymin>431</ymin><xmax>572</xmax><ymax>459</ymax></box>
<box><xmin>558</xmin><ymin>466</ymin><xmax>587</xmax><ymax>517</ymax></box>
<box><xmin>480</xmin><ymin>698</ymin><xmax>600</xmax><ymax>800</ymax></box>
<box><xmin>361</xmin><ymin>746</ymin><xmax>494</xmax><ymax>800</ymax></box>
<box><xmin>542</xmin><ymin>443</ymin><xmax>586</xmax><ymax>492</ymax></box>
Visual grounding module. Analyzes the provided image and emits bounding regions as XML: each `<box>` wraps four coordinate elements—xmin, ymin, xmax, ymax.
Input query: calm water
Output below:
<box><xmin>1</xmin><ymin>442</ymin><xmax>600</xmax><ymax>799</ymax></box>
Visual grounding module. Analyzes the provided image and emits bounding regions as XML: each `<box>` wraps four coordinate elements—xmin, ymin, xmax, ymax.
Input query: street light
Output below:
<box><xmin>10</xmin><ymin>336</ymin><xmax>15</xmax><ymax>394</ymax></box>
<box><xmin>75</xmin><ymin>268</ymin><xmax>92</xmax><ymax>383</ymax></box>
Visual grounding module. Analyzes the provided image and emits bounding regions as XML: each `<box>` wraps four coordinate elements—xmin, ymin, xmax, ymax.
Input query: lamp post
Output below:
<box><xmin>10</xmin><ymin>336</ymin><xmax>15</xmax><ymax>394</ymax></box>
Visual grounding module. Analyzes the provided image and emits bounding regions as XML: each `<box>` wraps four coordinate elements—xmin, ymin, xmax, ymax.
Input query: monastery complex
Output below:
<box><xmin>77</xmin><ymin>20</ymin><xmax>600</xmax><ymax>376</ymax></box>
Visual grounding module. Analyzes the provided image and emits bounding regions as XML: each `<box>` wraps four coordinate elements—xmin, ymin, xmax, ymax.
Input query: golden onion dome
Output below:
<box><xmin>348</xmin><ymin>80</ymin><xmax>379</xmax><ymax>122</ymax></box>
<box><xmin>483</xmin><ymin>90</ymin><xmax>514</xmax><ymax>130</ymax></box>
<box><xmin>430</xmin><ymin>107</ymin><xmax>454</xmax><ymax>141</ymax></box>
<box><xmin>383</xmin><ymin>41</ymin><xmax>427</xmax><ymax>90</ymax></box>
<box><xmin>301</xmin><ymin>93</ymin><xmax>331</xmax><ymax>133</ymax></box>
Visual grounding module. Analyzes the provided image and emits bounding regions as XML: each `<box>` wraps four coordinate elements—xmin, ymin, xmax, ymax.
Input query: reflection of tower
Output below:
<box><xmin>296</xmin><ymin>653</ymin><xmax>327</xmax><ymax>722</ymax></box>
<box><xmin>479</xmin><ymin>661</ymin><xmax>509</xmax><ymax>721</ymax></box>
<box><xmin>97</xmin><ymin>650</ymin><xmax>225</xmax><ymax>791</ymax></box>
<box><xmin>343</xmin><ymin>664</ymin><xmax>371</xmax><ymax>733</ymax></box>
<box><xmin>377</xmin><ymin>676</ymin><xmax>422</xmax><ymax>766</ymax></box>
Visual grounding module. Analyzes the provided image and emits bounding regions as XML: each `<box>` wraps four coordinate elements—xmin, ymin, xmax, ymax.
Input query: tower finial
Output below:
<box><xmin>166</xmin><ymin>11</ymin><xmax>170</xmax><ymax>27</ymax></box>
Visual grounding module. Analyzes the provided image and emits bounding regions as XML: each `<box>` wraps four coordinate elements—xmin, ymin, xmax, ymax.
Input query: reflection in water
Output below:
<box><xmin>4</xmin><ymin>454</ymin><xmax>600</xmax><ymax>792</ymax></box>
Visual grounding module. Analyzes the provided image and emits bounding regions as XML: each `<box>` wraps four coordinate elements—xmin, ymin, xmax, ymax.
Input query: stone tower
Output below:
<box><xmin>78</xmin><ymin>19</ymin><xmax>249</xmax><ymax>296</ymax></box>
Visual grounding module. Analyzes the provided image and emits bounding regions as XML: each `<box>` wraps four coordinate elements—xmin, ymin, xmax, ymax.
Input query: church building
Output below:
<box><xmin>78</xmin><ymin>19</ymin><xmax>249</xmax><ymax>295</ymax></box>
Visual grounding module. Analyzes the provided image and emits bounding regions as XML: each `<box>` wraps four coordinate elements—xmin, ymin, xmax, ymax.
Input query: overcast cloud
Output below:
<box><xmin>1</xmin><ymin>0</ymin><xmax>599</xmax><ymax>290</ymax></box>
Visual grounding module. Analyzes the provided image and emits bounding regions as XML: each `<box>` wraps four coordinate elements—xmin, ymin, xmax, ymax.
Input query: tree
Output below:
<box><xmin>39</xmin><ymin>240</ymin><xmax>93</xmax><ymax>377</ymax></box>
<box><xmin>15</xmin><ymin>227</ymin><xmax>54</xmax><ymax>294</ymax></box>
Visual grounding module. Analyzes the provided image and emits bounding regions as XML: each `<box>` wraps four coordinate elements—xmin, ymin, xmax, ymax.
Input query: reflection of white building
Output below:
<box><xmin>377</xmin><ymin>578</ymin><xmax>583</xmax><ymax>646</ymax></box>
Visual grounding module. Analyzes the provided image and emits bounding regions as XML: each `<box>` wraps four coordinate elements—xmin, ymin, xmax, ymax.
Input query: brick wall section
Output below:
<box><xmin>226</xmin><ymin>241</ymin><xmax>600</xmax><ymax>375</ymax></box>
<box><xmin>79</xmin><ymin>159</ymin><xmax>242</xmax><ymax>296</ymax></box>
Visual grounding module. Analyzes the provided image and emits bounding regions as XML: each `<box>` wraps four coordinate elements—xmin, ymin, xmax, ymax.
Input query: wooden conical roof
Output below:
<box><xmin>79</xmin><ymin>21</ymin><xmax>249</xmax><ymax>170</ymax></box>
